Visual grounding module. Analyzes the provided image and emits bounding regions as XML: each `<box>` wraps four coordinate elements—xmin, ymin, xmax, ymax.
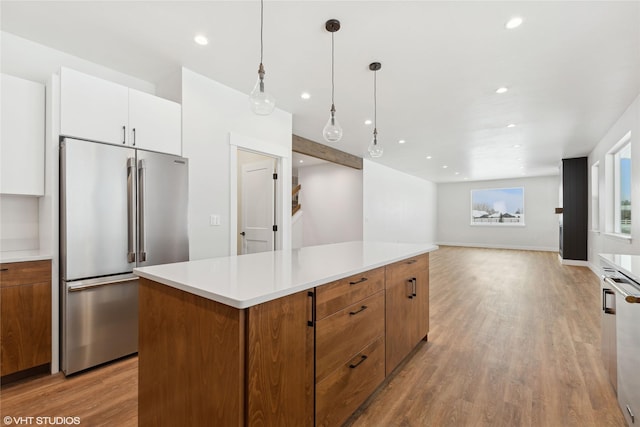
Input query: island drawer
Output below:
<box><xmin>0</xmin><ymin>260</ymin><xmax>51</xmax><ymax>288</ymax></box>
<box><xmin>386</xmin><ymin>254</ymin><xmax>428</xmax><ymax>280</ymax></box>
<box><xmin>316</xmin><ymin>291</ymin><xmax>385</xmax><ymax>382</ymax></box>
<box><xmin>316</xmin><ymin>266</ymin><xmax>385</xmax><ymax>320</ymax></box>
<box><xmin>316</xmin><ymin>335</ymin><xmax>385</xmax><ymax>427</ymax></box>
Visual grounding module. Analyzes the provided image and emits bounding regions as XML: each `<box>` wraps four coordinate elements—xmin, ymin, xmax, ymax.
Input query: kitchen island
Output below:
<box><xmin>134</xmin><ymin>241</ymin><xmax>437</xmax><ymax>426</ymax></box>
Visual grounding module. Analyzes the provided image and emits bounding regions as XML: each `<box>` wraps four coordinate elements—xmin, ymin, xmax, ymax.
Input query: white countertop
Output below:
<box><xmin>134</xmin><ymin>241</ymin><xmax>438</xmax><ymax>308</ymax></box>
<box><xmin>600</xmin><ymin>253</ymin><xmax>640</xmax><ymax>284</ymax></box>
<box><xmin>0</xmin><ymin>249</ymin><xmax>53</xmax><ymax>263</ymax></box>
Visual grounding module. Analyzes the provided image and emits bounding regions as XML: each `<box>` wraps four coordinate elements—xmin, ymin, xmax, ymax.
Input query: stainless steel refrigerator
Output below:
<box><xmin>60</xmin><ymin>137</ymin><xmax>188</xmax><ymax>375</ymax></box>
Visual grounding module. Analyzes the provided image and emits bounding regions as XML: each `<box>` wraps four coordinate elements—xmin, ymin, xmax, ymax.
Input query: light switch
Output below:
<box><xmin>209</xmin><ymin>214</ymin><xmax>221</xmax><ymax>226</ymax></box>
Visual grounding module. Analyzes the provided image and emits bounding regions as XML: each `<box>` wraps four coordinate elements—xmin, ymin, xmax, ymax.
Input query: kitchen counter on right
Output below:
<box><xmin>599</xmin><ymin>253</ymin><xmax>640</xmax><ymax>284</ymax></box>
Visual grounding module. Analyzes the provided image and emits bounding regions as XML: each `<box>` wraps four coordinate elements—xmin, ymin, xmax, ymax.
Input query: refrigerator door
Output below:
<box><xmin>136</xmin><ymin>150</ymin><xmax>189</xmax><ymax>267</ymax></box>
<box><xmin>62</xmin><ymin>274</ymin><xmax>138</xmax><ymax>375</ymax></box>
<box><xmin>61</xmin><ymin>138</ymin><xmax>136</xmax><ymax>281</ymax></box>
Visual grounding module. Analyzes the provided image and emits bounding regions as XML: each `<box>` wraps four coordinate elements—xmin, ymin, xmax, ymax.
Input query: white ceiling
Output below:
<box><xmin>2</xmin><ymin>1</ymin><xmax>639</xmax><ymax>183</ymax></box>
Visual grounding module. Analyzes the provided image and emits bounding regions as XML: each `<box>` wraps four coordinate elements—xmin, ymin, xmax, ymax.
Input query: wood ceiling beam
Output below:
<box><xmin>292</xmin><ymin>134</ymin><xmax>363</xmax><ymax>170</ymax></box>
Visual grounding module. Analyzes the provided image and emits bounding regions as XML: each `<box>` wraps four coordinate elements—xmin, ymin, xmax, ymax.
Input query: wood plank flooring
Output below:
<box><xmin>347</xmin><ymin>246</ymin><xmax>626</xmax><ymax>427</ymax></box>
<box><xmin>0</xmin><ymin>247</ymin><xmax>626</xmax><ymax>426</ymax></box>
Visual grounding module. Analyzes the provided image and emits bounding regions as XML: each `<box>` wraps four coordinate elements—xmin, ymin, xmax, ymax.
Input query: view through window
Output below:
<box><xmin>471</xmin><ymin>187</ymin><xmax>524</xmax><ymax>226</ymax></box>
<box><xmin>614</xmin><ymin>142</ymin><xmax>631</xmax><ymax>234</ymax></box>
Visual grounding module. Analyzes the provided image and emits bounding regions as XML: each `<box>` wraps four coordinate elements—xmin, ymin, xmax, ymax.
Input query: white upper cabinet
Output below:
<box><xmin>128</xmin><ymin>88</ymin><xmax>181</xmax><ymax>156</ymax></box>
<box><xmin>60</xmin><ymin>68</ymin><xmax>181</xmax><ymax>155</ymax></box>
<box><xmin>1</xmin><ymin>74</ymin><xmax>45</xmax><ymax>196</ymax></box>
<box><xmin>60</xmin><ymin>67</ymin><xmax>129</xmax><ymax>146</ymax></box>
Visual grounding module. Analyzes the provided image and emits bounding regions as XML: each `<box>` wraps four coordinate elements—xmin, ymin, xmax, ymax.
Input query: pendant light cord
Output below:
<box><xmin>260</xmin><ymin>0</ymin><xmax>264</xmax><ymax>64</ymax></box>
<box><xmin>331</xmin><ymin>32</ymin><xmax>335</xmax><ymax>106</ymax></box>
<box><xmin>374</xmin><ymin>70</ymin><xmax>377</xmax><ymax>129</ymax></box>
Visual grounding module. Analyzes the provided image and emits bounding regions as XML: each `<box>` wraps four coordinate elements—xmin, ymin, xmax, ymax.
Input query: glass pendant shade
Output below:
<box><xmin>249</xmin><ymin>66</ymin><xmax>275</xmax><ymax>115</ymax></box>
<box><xmin>322</xmin><ymin>108</ymin><xmax>343</xmax><ymax>143</ymax></box>
<box><xmin>368</xmin><ymin>131</ymin><xmax>384</xmax><ymax>158</ymax></box>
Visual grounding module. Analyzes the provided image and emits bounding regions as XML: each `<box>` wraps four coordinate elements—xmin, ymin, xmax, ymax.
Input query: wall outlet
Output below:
<box><xmin>209</xmin><ymin>214</ymin><xmax>221</xmax><ymax>226</ymax></box>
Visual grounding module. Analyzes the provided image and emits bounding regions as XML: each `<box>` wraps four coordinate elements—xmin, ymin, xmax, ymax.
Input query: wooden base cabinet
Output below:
<box><xmin>315</xmin><ymin>268</ymin><xmax>386</xmax><ymax>427</ymax></box>
<box><xmin>0</xmin><ymin>260</ymin><xmax>52</xmax><ymax>377</ymax></box>
<box><xmin>385</xmin><ymin>254</ymin><xmax>429</xmax><ymax>375</ymax></box>
<box><xmin>138</xmin><ymin>278</ymin><xmax>314</xmax><ymax>427</ymax></box>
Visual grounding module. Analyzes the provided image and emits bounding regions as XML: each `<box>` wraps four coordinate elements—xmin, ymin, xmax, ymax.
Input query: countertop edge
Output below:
<box><xmin>135</xmin><ymin>244</ymin><xmax>438</xmax><ymax>309</ymax></box>
<box><xmin>0</xmin><ymin>252</ymin><xmax>54</xmax><ymax>264</ymax></box>
<box><xmin>599</xmin><ymin>253</ymin><xmax>640</xmax><ymax>283</ymax></box>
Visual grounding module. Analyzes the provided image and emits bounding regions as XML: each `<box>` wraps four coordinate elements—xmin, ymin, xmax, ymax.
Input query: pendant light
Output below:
<box><xmin>368</xmin><ymin>62</ymin><xmax>384</xmax><ymax>158</ymax></box>
<box><xmin>249</xmin><ymin>0</ymin><xmax>275</xmax><ymax>115</ymax></box>
<box><xmin>322</xmin><ymin>19</ymin><xmax>343</xmax><ymax>143</ymax></box>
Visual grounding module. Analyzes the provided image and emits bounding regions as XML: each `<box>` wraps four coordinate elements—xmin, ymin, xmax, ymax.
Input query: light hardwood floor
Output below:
<box><xmin>0</xmin><ymin>247</ymin><xmax>626</xmax><ymax>426</ymax></box>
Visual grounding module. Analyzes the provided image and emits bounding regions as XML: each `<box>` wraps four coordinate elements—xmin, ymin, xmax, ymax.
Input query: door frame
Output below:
<box><xmin>229</xmin><ymin>132</ymin><xmax>291</xmax><ymax>255</ymax></box>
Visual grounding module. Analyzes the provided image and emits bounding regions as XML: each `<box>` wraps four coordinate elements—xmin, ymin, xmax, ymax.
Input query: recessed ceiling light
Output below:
<box><xmin>520</xmin><ymin>166</ymin><xmax>525</xmax><ymax>169</ymax></box>
<box><xmin>194</xmin><ymin>35</ymin><xmax>209</xmax><ymax>46</ymax></box>
<box><xmin>496</xmin><ymin>87</ymin><xmax>509</xmax><ymax>94</ymax></box>
<box><xmin>398</xmin><ymin>139</ymin><xmax>406</xmax><ymax>144</ymax></box>
<box><xmin>454</xmin><ymin>172</ymin><xmax>460</xmax><ymax>175</ymax></box>
<box><xmin>299</xmin><ymin>160</ymin><xmax>304</xmax><ymax>164</ymax></box>
<box><xmin>505</xmin><ymin>17</ymin><xmax>523</xmax><ymax>30</ymax></box>
<box><xmin>464</xmin><ymin>177</ymin><xmax>469</xmax><ymax>180</ymax></box>
<box><xmin>442</xmin><ymin>165</ymin><xmax>448</xmax><ymax>169</ymax></box>
<box><xmin>426</xmin><ymin>156</ymin><xmax>432</xmax><ymax>160</ymax></box>
<box><xmin>364</xmin><ymin>119</ymin><xmax>373</xmax><ymax>125</ymax></box>
<box><xmin>507</xmin><ymin>123</ymin><xmax>516</xmax><ymax>128</ymax></box>
<box><xmin>513</xmin><ymin>144</ymin><xmax>521</xmax><ymax>148</ymax></box>
<box><xmin>516</xmin><ymin>157</ymin><xmax>522</xmax><ymax>161</ymax></box>
<box><xmin>300</xmin><ymin>92</ymin><xmax>311</xmax><ymax>100</ymax></box>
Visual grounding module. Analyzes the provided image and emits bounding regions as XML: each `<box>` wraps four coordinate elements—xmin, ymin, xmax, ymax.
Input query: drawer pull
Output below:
<box><xmin>0</xmin><ymin>268</ymin><xmax>8</xmax><ymax>272</ymax></box>
<box><xmin>349</xmin><ymin>277</ymin><xmax>368</xmax><ymax>286</ymax></box>
<box><xmin>349</xmin><ymin>355</ymin><xmax>368</xmax><ymax>369</ymax></box>
<box><xmin>406</xmin><ymin>259</ymin><xmax>417</xmax><ymax>265</ymax></box>
<box><xmin>349</xmin><ymin>305</ymin><xmax>368</xmax><ymax>316</ymax></box>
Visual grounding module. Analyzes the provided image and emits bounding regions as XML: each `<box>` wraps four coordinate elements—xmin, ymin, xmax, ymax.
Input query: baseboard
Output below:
<box><xmin>559</xmin><ymin>258</ymin><xmax>589</xmax><ymax>267</ymax></box>
<box><xmin>436</xmin><ymin>242</ymin><xmax>558</xmax><ymax>252</ymax></box>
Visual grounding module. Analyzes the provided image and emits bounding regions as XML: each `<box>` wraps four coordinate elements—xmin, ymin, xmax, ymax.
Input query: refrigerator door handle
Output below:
<box><xmin>138</xmin><ymin>158</ymin><xmax>147</xmax><ymax>262</ymax></box>
<box><xmin>127</xmin><ymin>157</ymin><xmax>136</xmax><ymax>263</ymax></box>
<box><xmin>68</xmin><ymin>275</ymin><xmax>137</xmax><ymax>292</ymax></box>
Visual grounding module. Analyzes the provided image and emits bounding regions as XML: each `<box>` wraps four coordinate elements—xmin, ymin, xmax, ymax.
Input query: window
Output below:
<box><xmin>614</xmin><ymin>140</ymin><xmax>631</xmax><ymax>234</ymax></box>
<box><xmin>591</xmin><ymin>162</ymin><xmax>600</xmax><ymax>230</ymax></box>
<box><xmin>470</xmin><ymin>187</ymin><xmax>524</xmax><ymax>226</ymax></box>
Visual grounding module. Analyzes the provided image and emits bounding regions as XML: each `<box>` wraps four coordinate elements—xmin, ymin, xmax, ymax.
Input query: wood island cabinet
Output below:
<box><xmin>385</xmin><ymin>254</ymin><xmax>429</xmax><ymax>375</ymax></box>
<box><xmin>315</xmin><ymin>267</ymin><xmax>386</xmax><ymax>426</ymax></box>
<box><xmin>0</xmin><ymin>260</ymin><xmax>52</xmax><ymax>377</ymax></box>
<box><xmin>137</xmin><ymin>249</ymin><xmax>432</xmax><ymax>427</ymax></box>
<box><xmin>138</xmin><ymin>278</ymin><xmax>313</xmax><ymax>427</ymax></box>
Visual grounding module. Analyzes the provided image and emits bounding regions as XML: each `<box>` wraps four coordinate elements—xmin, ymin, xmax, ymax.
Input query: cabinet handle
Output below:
<box><xmin>349</xmin><ymin>305</ymin><xmax>368</xmax><ymax>316</ymax></box>
<box><xmin>412</xmin><ymin>277</ymin><xmax>417</xmax><ymax>297</ymax></box>
<box><xmin>407</xmin><ymin>278</ymin><xmax>414</xmax><ymax>299</ymax></box>
<box><xmin>627</xmin><ymin>405</ymin><xmax>635</xmax><ymax>424</ymax></box>
<box><xmin>122</xmin><ymin>125</ymin><xmax>126</xmax><ymax>144</ymax></box>
<box><xmin>0</xmin><ymin>268</ymin><xmax>8</xmax><ymax>272</ymax></box>
<box><xmin>132</xmin><ymin>128</ymin><xmax>136</xmax><ymax>146</ymax></box>
<box><xmin>307</xmin><ymin>291</ymin><xmax>314</xmax><ymax>327</ymax></box>
<box><xmin>406</xmin><ymin>259</ymin><xmax>417</xmax><ymax>265</ymax></box>
<box><xmin>349</xmin><ymin>277</ymin><xmax>368</xmax><ymax>285</ymax></box>
<box><xmin>349</xmin><ymin>354</ymin><xmax>368</xmax><ymax>369</ymax></box>
<box><xmin>603</xmin><ymin>289</ymin><xmax>615</xmax><ymax>314</ymax></box>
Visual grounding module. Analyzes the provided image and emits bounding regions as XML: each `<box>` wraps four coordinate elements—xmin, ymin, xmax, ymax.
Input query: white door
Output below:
<box><xmin>240</xmin><ymin>159</ymin><xmax>276</xmax><ymax>254</ymax></box>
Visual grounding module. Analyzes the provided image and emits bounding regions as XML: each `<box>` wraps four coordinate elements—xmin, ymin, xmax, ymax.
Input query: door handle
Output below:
<box><xmin>137</xmin><ymin>159</ymin><xmax>147</xmax><ymax>262</ymax></box>
<box><xmin>240</xmin><ymin>231</ymin><xmax>246</xmax><ymax>236</ymax></box>
<box><xmin>412</xmin><ymin>277</ymin><xmax>417</xmax><ymax>297</ymax></box>
<box><xmin>349</xmin><ymin>355</ymin><xmax>368</xmax><ymax>369</ymax></box>
<box><xmin>307</xmin><ymin>291</ymin><xmax>315</xmax><ymax>327</ymax></box>
<box><xmin>407</xmin><ymin>278</ymin><xmax>414</xmax><ymax>299</ymax></box>
<box><xmin>349</xmin><ymin>277</ymin><xmax>368</xmax><ymax>286</ymax></box>
<box><xmin>122</xmin><ymin>125</ymin><xmax>126</xmax><ymax>144</ymax></box>
<box><xmin>132</xmin><ymin>128</ymin><xmax>136</xmax><ymax>146</ymax></box>
<box><xmin>126</xmin><ymin>158</ymin><xmax>136</xmax><ymax>263</ymax></box>
<box><xmin>603</xmin><ymin>288</ymin><xmax>615</xmax><ymax>314</ymax></box>
<box><xmin>349</xmin><ymin>305</ymin><xmax>368</xmax><ymax>316</ymax></box>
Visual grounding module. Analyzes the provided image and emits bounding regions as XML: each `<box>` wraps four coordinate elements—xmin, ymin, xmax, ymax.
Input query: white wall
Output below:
<box><xmin>182</xmin><ymin>68</ymin><xmax>292</xmax><ymax>259</ymax></box>
<box><xmin>0</xmin><ymin>195</ymin><xmax>39</xmax><ymax>251</ymax></box>
<box><xmin>588</xmin><ymin>94</ymin><xmax>640</xmax><ymax>271</ymax></box>
<box><xmin>437</xmin><ymin>175</ymin><xmax>559</xmax><ymax>251</ymax></box>
<box><xmin>298</xmin><ymin>163</ymin><xmax>363</xmax><ymax>247</ymax></box>
<box><xmin>363</xmin><ymin>160</ymin><xmax>437</xmax><ymax>243</ymax></box>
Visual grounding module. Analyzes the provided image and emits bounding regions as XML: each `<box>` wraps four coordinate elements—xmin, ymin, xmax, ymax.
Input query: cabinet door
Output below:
<box><xmin>247</xmin><ymin>290</ymin><xmax>314</xmax><ymax>426</ymax></box>
<box><xmin>1</xmin><ymin>74</ymin><xmax>45</xmax><ymax>195</ymax></box>
<box><xmin>1</xmin><ymin>281</ymin><xmax>51</xmax><ymax>376</ymax></box>
<box><xmin>60</xmin><ymin>67</ymin><xmax>129</xmax><ymax>146</ymax></box>
<box><xmin>385</xmin><ymin>266</ymin><xmax>419</xmax><ymax>376</ymax></box>
<box><xmin>129</xmin><ymin>89</ymin><xmax>181</xmax><ymax>155</ymax></box>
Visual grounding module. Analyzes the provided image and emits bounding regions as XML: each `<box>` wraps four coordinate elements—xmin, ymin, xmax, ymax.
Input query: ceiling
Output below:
<box><xmin>2</xmin><ymin>1</ymin><xmax>639</xmax><ymax>183</ymax></box>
